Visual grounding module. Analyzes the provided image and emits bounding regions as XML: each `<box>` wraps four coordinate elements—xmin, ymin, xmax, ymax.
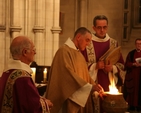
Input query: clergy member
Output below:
<box><xmin>46</xmin><ymin>27</ymin><xmax>104</xmax><ymax>113</ymax></box>
<box><xmin>0</xmin><ymin>36</ymin><xmax>53</xmax><ymax>113</ymax></box>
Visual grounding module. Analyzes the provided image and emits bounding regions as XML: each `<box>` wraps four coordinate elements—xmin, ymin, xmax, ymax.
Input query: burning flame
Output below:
<box><xmin>109</xmin><ymin>77</ymin><xmax>119</xmax><ymax>94</ymax></box>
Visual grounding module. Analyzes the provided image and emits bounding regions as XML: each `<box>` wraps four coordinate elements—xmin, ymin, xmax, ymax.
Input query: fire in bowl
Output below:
<box><xmin>102</xmin><ymin>92</ymin><xmax>128</xmax><ymax>113</ymax></box>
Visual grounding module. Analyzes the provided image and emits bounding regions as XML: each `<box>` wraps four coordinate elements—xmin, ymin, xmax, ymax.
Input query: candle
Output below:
<box><xmin>43</xmin><ymin>68</ymin><xmax>47</xmax><ymax>82</ymax></box>
<box><xmin>31</xmin><ymin>68</ymin><xmax>36</xmax><ymax>83</ymax></box>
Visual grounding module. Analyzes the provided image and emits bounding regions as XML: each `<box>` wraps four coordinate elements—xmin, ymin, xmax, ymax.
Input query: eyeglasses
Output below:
<box><xmin>136</xmin><ymin>43</ymin><xmax>141</xmax><ymax>45</ymax></box>
<box><xmin>31</xmin><ymin>47</ymin><xmax>36</xmax><ymax>53</ymax></box>
<box><xmin>32</xmin><ymin>48</ymin><xmax>36</xmax><ymax>53</ymax></box>
<box><xmin>26</xmin><ymin>47</ymin><xmax>36</xmax><ymax>53</ymax></box>
<box><xmin>95</xmin><ymin>26</ymin><xmax>108</xmax><ymax>30</ymax></box>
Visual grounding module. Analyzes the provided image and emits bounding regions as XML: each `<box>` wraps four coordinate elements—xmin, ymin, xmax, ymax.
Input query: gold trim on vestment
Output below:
<box><xmin>1</xmin><ymin>70</ymin><xmax>30</xmax><ymax>113</ymax></box>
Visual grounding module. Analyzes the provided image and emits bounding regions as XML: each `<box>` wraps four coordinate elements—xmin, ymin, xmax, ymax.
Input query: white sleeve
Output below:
<box><xmin>89</xmin><ymin>63</ymin><xmax>98</xmax><ymax>81</ymax></box>
<box><xmin>69</xmin><ymin>83</ymin><xmax>92</xmax><ymax>107</ymax></box>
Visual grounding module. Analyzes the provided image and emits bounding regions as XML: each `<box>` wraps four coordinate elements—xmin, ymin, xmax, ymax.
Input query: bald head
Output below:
<box><xmin>10</xmin><ymin>36</ymin><xmax>33</xmax><ymax>60</ymax></box>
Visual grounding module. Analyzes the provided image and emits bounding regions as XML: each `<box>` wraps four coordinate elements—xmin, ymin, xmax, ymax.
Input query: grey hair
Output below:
<box><xmin>10</xmin><ymin>36</ymin><xmax>32</xmax><ymax>59</ymax></box>
<box><xmin>93</xmin><ymin>15</ymin><xmax>108</xmax><ymax>26</ymax></box>
<box><xmin>74</xmin><ymin>27</ymin><xmax>91</xmax><ymax>37</ymax></box>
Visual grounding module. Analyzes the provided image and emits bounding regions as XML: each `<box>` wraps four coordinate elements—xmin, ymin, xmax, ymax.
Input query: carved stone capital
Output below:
<box><xmin>33</xmin><ymin>26</ymin><xmax>45</xmax><ymax>33</ymax></box>
<box><xmin>51</xmin><ymin>27</ymin><xmax>62</xmax><ymax>34</ymax></box>
<box><xmin>10</xmin><ymin>26</ymin><xmax>22</xmax><ymax>32</ymax></box>
<box><xmin>0</xmin><ymin>26</ymin><xmax>6</xmax><ymax>32</ymax></box>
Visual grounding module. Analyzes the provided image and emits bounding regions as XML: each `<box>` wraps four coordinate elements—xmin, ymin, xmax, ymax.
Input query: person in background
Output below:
<box><xmin>81</xmin><ymin>15</ymin><xmax>125</xmax><ymax>113</ymax></box>
<box><xmin>0</xmin><ymin>36</ymin><xmax>53</xmax><ymax>113</ymax></box>
<box><xmin>123</xmin><ymin>38</ymin><xmax>141</xmax><ymax>112</ymax></box>
<box><xmin>46</xmin><ymin>27</ymin><xmax>104</xmax><ymax>113</ymax></box>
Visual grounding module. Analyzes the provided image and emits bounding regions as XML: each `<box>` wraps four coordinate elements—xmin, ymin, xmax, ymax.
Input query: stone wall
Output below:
<box><xmin>60</xmin><ymin>0</ymin><xmax>124</xmax><ymax>46</ymax></box>
<box><xmin>0</xmin><ymin>0</ymin><xmax>134</xmax><ymax>75</ymax></box>
<box><xmin>0</xmin><ymin>0</ymin><xmax>61</xmax><ymax>75</ymax></box>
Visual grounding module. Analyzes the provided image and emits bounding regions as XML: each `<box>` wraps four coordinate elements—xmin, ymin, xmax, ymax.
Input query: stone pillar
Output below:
<box><xmin>0</xmin><ymin>0</ymin><xmax>6</xmax><ymax>31</ymax></box>
<box><xmin>9</xmin><ymin>0</ymin><xmax>22</xmax><ymax>38</ymax></box>
<box><xmin>45</xmin><ymin>1</ymin><xmax>54</xmax><ymax>65</ymax></box>
<box><xmin>79</xmin><ymin>0</ymin><xmax>88</xmax><ymax>27</ymax></box>
<box><xmin>0</xmin><ymin>0</ymin><xmax>6</xmax><ymax>29</ymax></box>
<box><xmin>51</xmin><ymin>0</ymin><xmax>61</xmax><ymax>56</ymax></box>
<box><xmin>33</xmin><ymin>0</ymin><xmax>45</xmax><ymax>65</ymax></box>
<box><xmin>0</xmin><ymin>0</ymin><xmax>6</xmax><ymax>75</ymax></box>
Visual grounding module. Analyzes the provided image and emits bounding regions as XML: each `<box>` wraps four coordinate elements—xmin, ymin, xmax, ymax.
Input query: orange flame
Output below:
<box><xmin>109</xmin><ymin>76</ymin><xmax>119</xmax><ymax>94</ymax></box>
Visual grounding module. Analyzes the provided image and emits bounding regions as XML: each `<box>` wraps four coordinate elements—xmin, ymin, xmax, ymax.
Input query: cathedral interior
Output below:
<box><xmin>0</xmin><ymin>0</ymin><xmax>141</xmax><ymax>112</ymax></box>
<box><xmin>0</xmin><ymin>0</ymin><xmax>141</xmax><ymax>73</ymax></box>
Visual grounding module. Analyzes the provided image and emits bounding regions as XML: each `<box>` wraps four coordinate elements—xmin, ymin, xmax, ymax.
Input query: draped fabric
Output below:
<box><xmin>46</xmin><ymin>38</ymin><xmax>96</xmax><ymax>113</ymax></box>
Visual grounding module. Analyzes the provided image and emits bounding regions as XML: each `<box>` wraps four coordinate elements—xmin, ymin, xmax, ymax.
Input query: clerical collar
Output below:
<box><xmin>94</xmin><ymin>34</ymin><xmax>106</xmax><ymax>39</ymax></box>
<box><xmin>136</xmin><ymin>49</ymin><xmax>141</xmax><ymax>52</ymax></box>
<box><xmin>75</xmin><ymin>45</ymin><xmax>79</xmax><ymax>50</ymax></box>
<box><xmin>65</xmin><ymin>38</ymin><xmax>79</xmax><ymax>51</ymax></box>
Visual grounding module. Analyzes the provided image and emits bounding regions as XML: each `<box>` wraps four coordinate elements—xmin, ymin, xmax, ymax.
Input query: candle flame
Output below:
<box><xmin>43</xmin><ymin>68</ymin><xmax>47</xmax><ymax>82</ymax></box>
<box><xmin>44</xmin><ymin>68</ymin><xmax>47</xmax><ymax>72</ymax></box>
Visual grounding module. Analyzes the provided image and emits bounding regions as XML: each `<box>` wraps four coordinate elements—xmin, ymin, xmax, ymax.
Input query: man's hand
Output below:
<box><xmin>92</xmin><ymin>84</ymin><xmax>107</xmax><ymax>100</ymax></box>
<box><xmin>46</xmin><ymin>99</ymin><xmax>53</xmax><ymax>110</ymax></box>
<box><xmin>104</xmin><ymin>64</ymin><xmax>113</xmax><ymax>72</ymax></box>
<box><xmin>96</xmin><ymin>60</ymin><xmax>105</xmax><ymax>69</ymax></box>
<box><xmin>103</xmin><ymin>60</ymin><xmax>113</xmax><ymax>72</ymax></box>
<box><xmin>99</xmin><ymin>90</ymin><xmax>107</xmax><ymax>100</ymax></box>
<box><xmin>133</xmin><ymin>62</ymin><xmax>141</xmax><ymax>67</ymax></box>
<box><xmin>92</xmin><ymin>84</ymin><xmax>104</xmax><ymax>93</ymax></box>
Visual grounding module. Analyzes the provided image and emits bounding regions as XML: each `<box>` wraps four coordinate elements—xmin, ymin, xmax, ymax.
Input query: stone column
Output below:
<box><xmin>0</xmin><ymin>0</ymin><xmax>6</xmax><ymax>30</ymax></box>
<box><xmin>51</xmin><ymin>0</ymin><xmax>61</xmax><ymax>56</ymax></box>
<box><xmin>79</xmin><ymin>0</ymin><xmax>88</xmax><ymax>27</ymax></box>
<box><xmin>9</xmin><ymin>0</ymin><xmax>22</xmax><ymax>38</ymax></box>
<box><xmin>33</xmin><ymin>0</ymin><xmax>45</xmax><ymax>65</ymax></box>
<box><xmin>0</xmin><ymin>0</ymin><xmax>6</xmax><ymax>75</ymax></box>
